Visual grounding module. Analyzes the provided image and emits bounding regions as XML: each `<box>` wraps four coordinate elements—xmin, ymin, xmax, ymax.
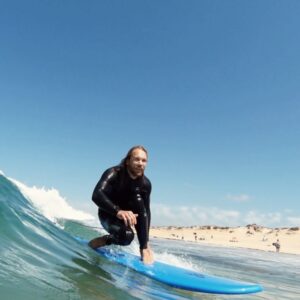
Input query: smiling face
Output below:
<box><xmin>126</xmin><ymin>148</ymin><xmax>148</xmax><ymax>179</ymax></box>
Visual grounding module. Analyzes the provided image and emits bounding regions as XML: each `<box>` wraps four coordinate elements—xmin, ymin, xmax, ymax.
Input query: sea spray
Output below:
<box><xmin>9</xmin><ymin>177</ymin><xmax>94</xmax><ymax>222</ymax></box>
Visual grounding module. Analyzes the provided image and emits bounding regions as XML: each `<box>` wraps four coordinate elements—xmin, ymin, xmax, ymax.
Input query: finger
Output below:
<box><xmin>130</xmin><ymin>215</ymin><xmax>136</xmax><ymax>226</ymax></box>
<box><xmin>132</xmin><ymin>213</ymin><xmax>138</xmax><ymax>219</ymax></box>
<box><xmin>129</xmin><ymin>215</ymin><xmax>135</xmax><ymax>225</ymax></box>
<box><xmin>122</xmin><ymin>215</ymin><xmax>128</xmax><ymax>226</ymax></box>
<box><xmin>126</xmin><ymin>214</ymin><xmax>133</xmax><ymax>226</ymax></box>
<box><xmin>127</xmin><ymin>212</ymin><xmax>135</xmax><ymax>225</ymax></box>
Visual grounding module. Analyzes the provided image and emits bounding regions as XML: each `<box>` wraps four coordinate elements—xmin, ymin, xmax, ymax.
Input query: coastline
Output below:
<box><xmin>150</xmin><ymin>224</ymin><xmax>300</xmax><ymax>255</ymax></box>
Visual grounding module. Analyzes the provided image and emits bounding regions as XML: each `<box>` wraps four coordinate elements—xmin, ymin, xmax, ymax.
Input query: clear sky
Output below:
<box><xmin>1</xmin><ymin>0</ymin><xmax>300</xmax><ymax>227</ymax></box>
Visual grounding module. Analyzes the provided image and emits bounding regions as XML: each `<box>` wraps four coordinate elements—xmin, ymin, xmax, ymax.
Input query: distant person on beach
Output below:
<box><xmin>89</xmin><ymin>146</ymin><xmax>154</xmax><ymax>264</ymax></box>
<box><xmin>272</xmin><ymin>239</ymin><xmax>280</xmax><ymax>252</ymax></box>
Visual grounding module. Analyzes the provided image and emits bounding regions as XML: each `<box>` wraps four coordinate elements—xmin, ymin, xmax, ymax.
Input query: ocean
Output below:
<box><xmin>0</xmin><ymin>173</ymin><xmax>299</xmax><ymax>300</ymax></box>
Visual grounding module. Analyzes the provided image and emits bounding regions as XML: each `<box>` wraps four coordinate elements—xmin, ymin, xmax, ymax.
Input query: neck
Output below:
<box><xmin>126</xmin><ymin>168</ymin><xmax>141</xmax><ymax>180</ymax></box>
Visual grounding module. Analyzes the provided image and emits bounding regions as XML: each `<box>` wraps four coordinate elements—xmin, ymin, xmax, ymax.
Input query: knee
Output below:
<box><xmin>118</xmin><ymin>228</ymin><xmax>134</xmax><ymax>246</ymax></box>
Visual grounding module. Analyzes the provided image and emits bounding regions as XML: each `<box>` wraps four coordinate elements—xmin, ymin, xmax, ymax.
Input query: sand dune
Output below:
<box><xmin>150</xmin><ymin>224</ymin><xmax>300</xmax><ymax>255</ymax></box>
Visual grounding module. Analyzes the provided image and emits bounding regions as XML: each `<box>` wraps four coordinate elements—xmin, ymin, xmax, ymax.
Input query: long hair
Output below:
<box><xmin>119</xmin><ymin>145</ymin><xmax>148</xmax><ymax>168</ymax></box>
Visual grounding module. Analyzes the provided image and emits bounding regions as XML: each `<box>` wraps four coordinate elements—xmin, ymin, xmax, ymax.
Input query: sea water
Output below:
<box><xmin>0</xmin><ymin>173</ymin><xmax>299</xmax><ymax>300</ymax></box>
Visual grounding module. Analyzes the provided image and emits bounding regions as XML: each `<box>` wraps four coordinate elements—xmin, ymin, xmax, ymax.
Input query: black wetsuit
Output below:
<box><xmin>92</xmin><ymin>166</ymin><xmax>151</xmax><ymax>250</ymax></box>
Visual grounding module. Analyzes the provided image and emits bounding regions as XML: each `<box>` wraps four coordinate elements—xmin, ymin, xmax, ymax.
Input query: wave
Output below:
<box><xmin>0</xmin><ymin>173</ymin><xmax>143</xmax><ymax>299</ymax></box>
<box><xmin>1</xmin><ymin>172</ymin><xmax>299</xmax><ymax>300</ymax></box>
<box><xmin>0</xmin><ymin>172</ymin><xmax>198</xmax><ymax>300</ymax></box>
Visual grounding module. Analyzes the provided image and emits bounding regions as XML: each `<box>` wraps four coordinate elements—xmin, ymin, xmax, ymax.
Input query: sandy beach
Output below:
<box><xmin>150</xmin><ymin>224</ymin><xmax>300</xmax><ymax>255</ymax></box>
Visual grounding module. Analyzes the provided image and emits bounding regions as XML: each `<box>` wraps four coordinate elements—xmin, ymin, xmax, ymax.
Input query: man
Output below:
<box><xmin>89</xmin><ymin>145</ymin><xmax>154</xmax><ymax>264</ymax></box>
<box><xmin>272</xmin><ymin>239</ymin><xmax>280</xmax><ymax>253</ymax></box>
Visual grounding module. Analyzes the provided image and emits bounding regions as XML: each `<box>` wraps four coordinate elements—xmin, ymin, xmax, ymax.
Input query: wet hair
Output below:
<box><xmin>119</xmin><ymin>145</ymin><xmax>148</xmax><ymax>168</ymax></box>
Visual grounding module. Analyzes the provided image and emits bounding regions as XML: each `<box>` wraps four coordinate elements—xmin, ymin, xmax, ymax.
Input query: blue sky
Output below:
<box><xmin>1</xmin><ymin>0</ymin><xmax>300</xmax><ymax>227</ymax></box>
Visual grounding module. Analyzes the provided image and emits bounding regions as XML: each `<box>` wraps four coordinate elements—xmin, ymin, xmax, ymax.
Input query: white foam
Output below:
<box><xmin>0</xmin><ymin>170</ymin><xmax>5</xmax><ymax>176</ymax></box>
<box><xmin>124</xmin><ymin>240</ymin><xmax>203</xmax><ymax>272</ymax></box>
<box><xmin>155</xmin><ymin>251</ymin><xmax>203</xmax><ymax>272</ymax></box>
<box><xmin>9</xmin><ymin>177</ymin><xmax>94</xmax><ymax>223</ymax></box>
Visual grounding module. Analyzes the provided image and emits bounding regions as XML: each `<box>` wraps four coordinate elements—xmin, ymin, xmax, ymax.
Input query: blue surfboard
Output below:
<box><xmin>75</xmin><ymin>237</ymin><xmax>263</xmax><ymax>295</ymax></box>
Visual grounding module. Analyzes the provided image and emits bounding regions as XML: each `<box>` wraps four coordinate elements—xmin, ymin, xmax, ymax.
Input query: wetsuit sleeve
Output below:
<box><xmin>134</xmin><ymin>179</ymin><xmax>152</xmax><ymax>249</ymax></box>
<box><xmin>143</xmin><ymin>181</ymin><xmax>151</xmax><ymax>234</ymax></box>
<box><xmin>92</xmin><ymin>168</ymin><xmax>120</xmax><ymax>216</ymax></box>
<box><xmin>146</xmin><ymin>196</ymin><xmax>151</xmax><ymax>235</ymax></box>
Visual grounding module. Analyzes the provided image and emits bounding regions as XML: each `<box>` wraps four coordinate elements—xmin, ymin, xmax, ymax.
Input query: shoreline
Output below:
<box><xmin>149</xmin><ymin>224</ymin><xmax>300</xmax><ymax>255</ymax></box>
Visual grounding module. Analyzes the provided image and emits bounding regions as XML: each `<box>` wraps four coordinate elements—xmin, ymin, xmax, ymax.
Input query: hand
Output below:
<box><xmin>140</xmin><ymin>247</ymin><xmax>154</xmax><ymax>265</ymax></box>
<box><xmin>116</xmin><ymin>210</ymin><xmax>138</xmax><ymax>227</ymax></box>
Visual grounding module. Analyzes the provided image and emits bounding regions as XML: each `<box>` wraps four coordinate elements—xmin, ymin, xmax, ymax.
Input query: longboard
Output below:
<box><xmin>75</xmin><ymin>237</ymin><xmax>263</xmax><ymax>294</ymax></box>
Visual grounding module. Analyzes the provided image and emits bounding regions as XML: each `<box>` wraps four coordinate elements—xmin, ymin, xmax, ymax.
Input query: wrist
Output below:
<box><xmin>115</xmin><ymin>208</ymin><xmax>121</xmax><ymax>216</ymax></box>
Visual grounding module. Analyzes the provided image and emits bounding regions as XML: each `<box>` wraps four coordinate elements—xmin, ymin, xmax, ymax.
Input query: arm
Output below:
<box><xmin>138</xmin><ymin>193</ymin><xmax>154</xmax><ymax>265</ymax></box>
<box><xmin>135</xmin><ymin>179</ymin><xmax>153</xmax><ymax>264</ymax></box>
<box><xmin>92</xmin><ymin>168</ymin><xmax>120</xmax><ymax>216</ymax></box>
<box><xmin>92</xmin><ymin>168</ymin><xmax>138</xmax><ymax>226</ymax></box>
<box><xmin>134</xmin><ymin>179</ymin><xmax>151</xmax><ymax>249</ymax></box>
<box><xmin>144</xmin><ymin>184</ymin><xmax>151</xmax><ymax>237</ymax></box>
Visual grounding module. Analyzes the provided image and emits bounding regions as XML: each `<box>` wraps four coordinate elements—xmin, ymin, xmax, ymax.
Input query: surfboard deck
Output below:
<box><xmin>75</xmin><ymin>237</ymin><xmax>263</xmax><ymax>294</ymax></box>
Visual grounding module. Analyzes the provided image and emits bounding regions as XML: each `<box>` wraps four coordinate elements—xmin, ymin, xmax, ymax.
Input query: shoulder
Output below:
<box><xmin>101</xmin><ymin>166</ymin><xmax>122</xmax><ymax>182</ymax></box>
<box><xmin>143</xmin><ymin>175</ymin><xmax>152</xmax><ymax>192</ymax></box>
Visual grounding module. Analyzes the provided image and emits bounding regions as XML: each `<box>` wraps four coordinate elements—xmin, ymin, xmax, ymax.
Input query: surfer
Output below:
<box><xmin>89</xmin><ymin>145</ymin><xmax>154</xmax><ymax>264</ymax></box>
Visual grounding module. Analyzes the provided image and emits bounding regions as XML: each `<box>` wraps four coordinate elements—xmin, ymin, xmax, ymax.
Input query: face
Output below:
<box><xmin>126</xmin><ymin>148</ymin><xmax>148</xmax><ymax>178</ymax></box>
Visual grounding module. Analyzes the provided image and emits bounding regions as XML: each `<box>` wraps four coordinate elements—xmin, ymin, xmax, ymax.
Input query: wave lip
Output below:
<box><xmin>8</xmin><ymin>177</ymin><xmax>94</xmax><ymax>222</ymax></box>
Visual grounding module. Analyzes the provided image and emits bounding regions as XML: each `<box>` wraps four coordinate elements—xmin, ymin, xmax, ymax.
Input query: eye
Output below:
<box><xmin>133</xmin><ymin>157</ymin><xmax>147</xmax><ymax>163</ymax></box>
